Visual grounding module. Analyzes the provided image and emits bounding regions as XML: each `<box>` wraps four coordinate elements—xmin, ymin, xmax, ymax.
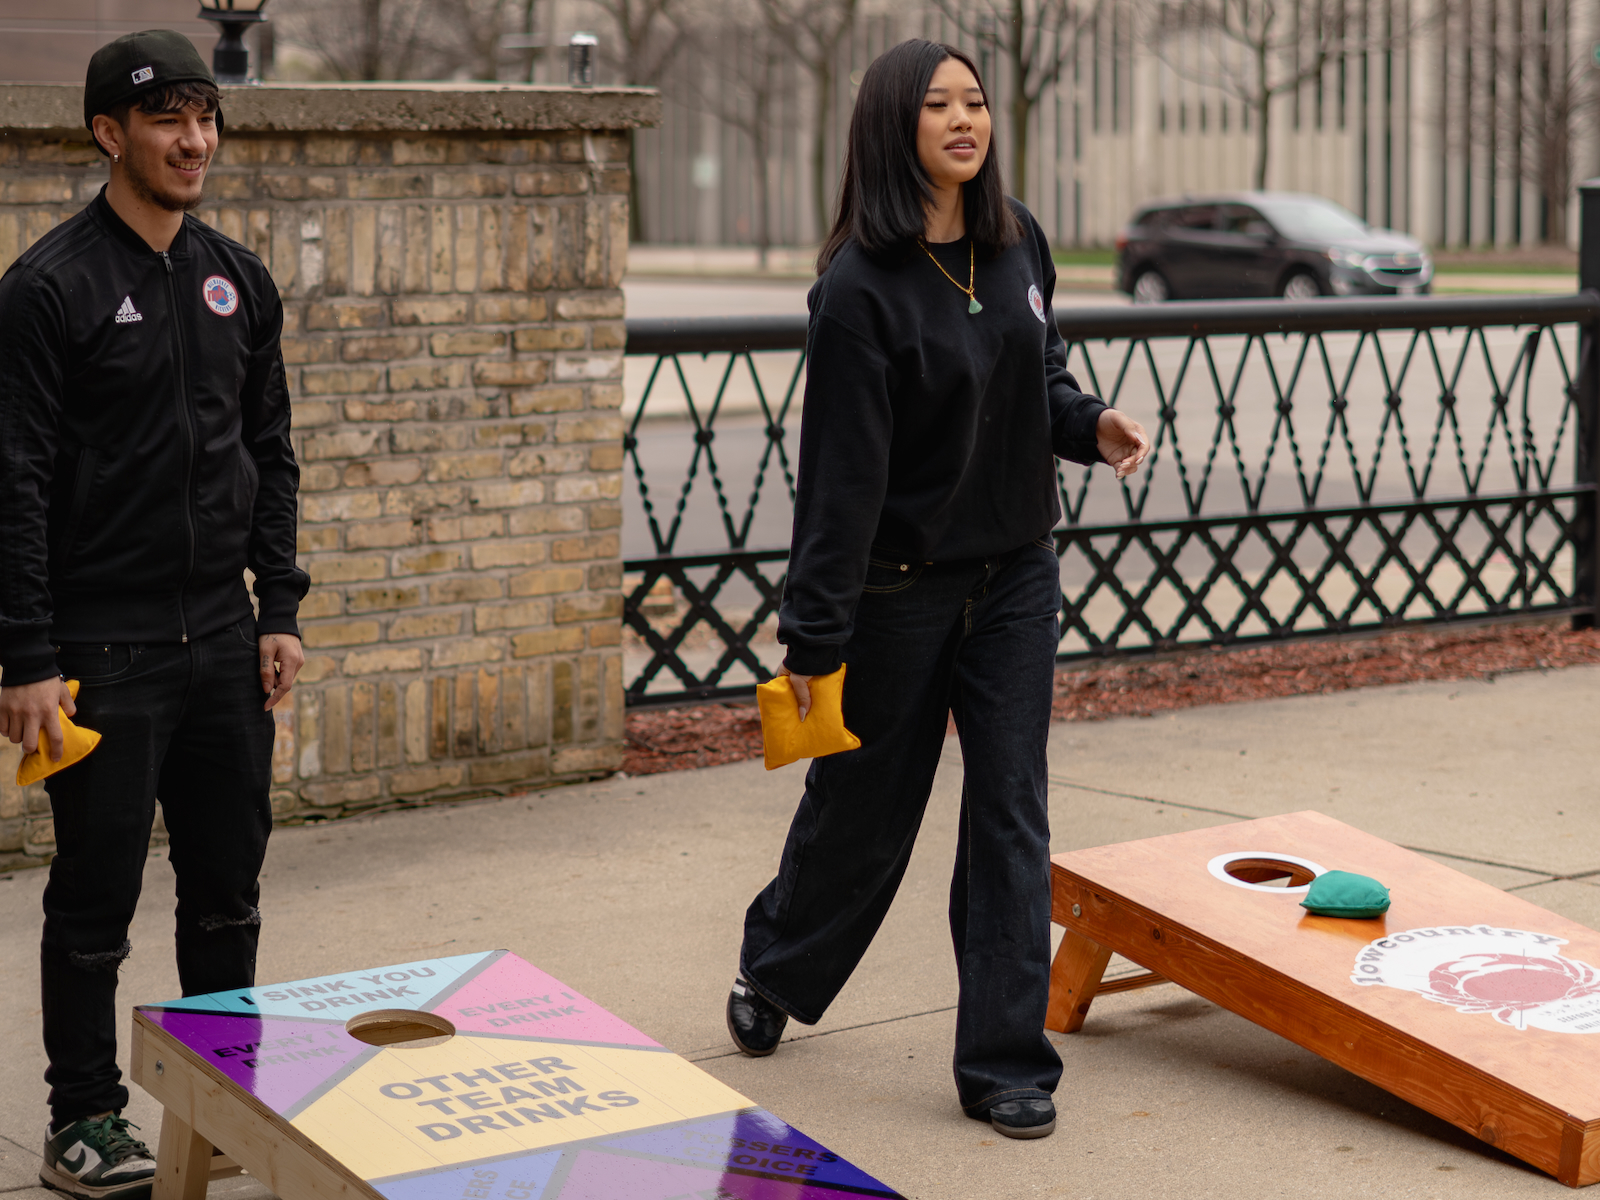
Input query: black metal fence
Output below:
<box><xmin>622</xmin><ymin>291</ymin><xmax>1600</xmax><ymax>707</ymax></box>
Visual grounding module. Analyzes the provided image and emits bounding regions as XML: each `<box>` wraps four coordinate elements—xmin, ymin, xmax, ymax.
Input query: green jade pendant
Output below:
<box><xmin>968</xmin><ymin>296</ymin><xmax>983</xmax><ymax>314</ymax></box>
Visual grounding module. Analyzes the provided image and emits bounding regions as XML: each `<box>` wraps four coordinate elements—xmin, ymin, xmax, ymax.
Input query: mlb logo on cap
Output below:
<box><xmin>131</xmin><ymin>66</ymin><xmax>154</xmax><ymax>84</ymax></box>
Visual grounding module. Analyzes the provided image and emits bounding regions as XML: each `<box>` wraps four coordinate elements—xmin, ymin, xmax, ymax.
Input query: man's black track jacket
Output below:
<box><xmin>0</xmin><ymin>188</ymin><xmax>308</xmax><ymax>686</ymax></box>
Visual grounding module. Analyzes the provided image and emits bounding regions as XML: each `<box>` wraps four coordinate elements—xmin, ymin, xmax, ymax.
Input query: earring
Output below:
<box><xmin>111</xmin><ymin>154</ymin><xmax>120</xmax><ymax>164</ymax></box>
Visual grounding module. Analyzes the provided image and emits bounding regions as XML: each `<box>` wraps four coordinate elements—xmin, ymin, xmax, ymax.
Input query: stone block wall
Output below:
<box><xmin>0</xmin><ymin>84</ymin><xmax>659</xmax><ymax>870</ymax></box>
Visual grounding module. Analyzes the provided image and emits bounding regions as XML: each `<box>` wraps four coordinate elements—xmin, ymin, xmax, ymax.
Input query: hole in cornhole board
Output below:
<box><xmin>345</xmin><ymin>1009</ymin><xmax>456</xmax><ymax>1048</ymax></box>
<box><xmin>1207</xmin><ymin>851</ymin><xmax>1327</xmax><ymax>894</ymax></box>
<box><xmin>1228</xmin><ymin>858</ymin><xmax>1316</xmax><ymax>886</ymax></box>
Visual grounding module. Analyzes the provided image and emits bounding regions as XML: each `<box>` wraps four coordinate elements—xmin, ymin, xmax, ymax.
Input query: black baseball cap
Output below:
<box><xmin>84</xmin><ymin>30</ymin><xmax>222</xmax><ymax>154</ymax></box>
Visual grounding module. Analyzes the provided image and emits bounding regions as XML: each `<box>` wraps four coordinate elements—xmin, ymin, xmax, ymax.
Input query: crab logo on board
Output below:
<box><xmin>203</xmin><ymin>275</ymin><xmax>239</xmax><ymax>317</ymax></box>
<box><xmin>1352</xmin><ymin>925</ymin><xmax>1600</xmax><ymax>1033</ymax></box>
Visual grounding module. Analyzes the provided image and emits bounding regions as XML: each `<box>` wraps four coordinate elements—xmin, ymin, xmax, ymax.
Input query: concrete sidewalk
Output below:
<box><xmin>2</xmin><ymin>665</ymin><xmax>1598</xmax><ymax>1199</ymax></box>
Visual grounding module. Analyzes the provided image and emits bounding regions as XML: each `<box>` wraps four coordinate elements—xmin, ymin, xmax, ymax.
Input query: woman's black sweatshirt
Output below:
<box><xmin>777</xmin><ymin>202</ymin><xmax>1107</xmax><ymax>676</ymax></box>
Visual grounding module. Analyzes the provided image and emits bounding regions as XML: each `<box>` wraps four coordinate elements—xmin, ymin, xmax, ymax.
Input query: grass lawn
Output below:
<box><xmin>1052</xmin><ymin>248</ymin><xmax>1117</xmax><ymax>266</ymax></box>
<box><xmin>1431</xmin><ymin>262</ymin><xmax>1577</xmax><ymax>276</ymax></box>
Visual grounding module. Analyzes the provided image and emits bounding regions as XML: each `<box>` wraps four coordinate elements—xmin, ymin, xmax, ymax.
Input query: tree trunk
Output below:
<box><xmin>1011</xmin><ymin>91</ymin><xmax>1032</xmax><ymax>205</ymax></box>
<box><xmin>1542</xmin><ymin>88</ymin><xmax>1569</xmax><ymax>245</ymax></box>
<box><xmin>1253</xmin><ymin>34</ymin><xmax>1271</xmax><ymax>191</ymax></box>
<box><xmin>811</xmin><ymin>60</ymin><xmax>833</xmax><ymax>243</ymax></box>
<box><xmin>1538</xmin><ymin>47</ymin><xmax>1571</xmax><ymax>244</ymax></box>
<box><xmin>755</xmin><ymin>91</ymin><xmax>772</xmax><ymax>270</ymax></box>
<box><xmin>1007</xmin><ymin>0</ymin><xmax>1029</xmax><ymax>204</ymax></box>
<box><xmin>523</xmin><ymin>0</ymin><xmax>538</xmax><ymax>82</ymax></box>
<box><xmin>361</xmin><ymin>0</ymin><xmax>382</xmax><ymax>79</ymax></box>
<box><xmin>1510</xmin><ymin>0</ymin><xmax>1523</xmax><ymax>238</ymax></box>
<box><xmin>1253</xmin><ymin>91</ymin><xmax>1270</xmax><ymax>190</ymax></box>
<box><xmin>630</xmin><ymin>132</ymin><xmax>647</xmax><ymax>244</ymax></box>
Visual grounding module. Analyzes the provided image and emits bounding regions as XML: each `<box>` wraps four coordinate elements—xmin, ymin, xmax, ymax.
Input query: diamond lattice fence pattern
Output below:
<box><xmin>622</xmin><ymin>300</ymin><xmax>1597</xmax><ymax>705</ymax></box>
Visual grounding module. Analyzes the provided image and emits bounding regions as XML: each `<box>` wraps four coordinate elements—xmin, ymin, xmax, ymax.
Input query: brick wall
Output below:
<box><xmin>0</xmin><ymin>84</ymin><xmax>660</xmax><ymax>870</ymax></box>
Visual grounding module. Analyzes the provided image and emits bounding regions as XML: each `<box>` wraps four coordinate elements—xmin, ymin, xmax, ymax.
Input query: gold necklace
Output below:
<box><xmin>917</xmin><ymin>239</ymin><xmax>982</xmax><ymax>313</ymax></box>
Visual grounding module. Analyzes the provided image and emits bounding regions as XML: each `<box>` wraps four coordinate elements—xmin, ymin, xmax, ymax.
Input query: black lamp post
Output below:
<box><xmin>197</xmin><ymin>0</ymin><xmax>269</xmax><ymax>85</ymax></box>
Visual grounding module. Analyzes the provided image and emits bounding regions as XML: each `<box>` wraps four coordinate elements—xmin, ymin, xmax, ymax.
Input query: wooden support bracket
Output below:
<box><xmin>153</xmin><ymin>1109</ymin><xmax>212</xmax><ymax>1200</ymax></box>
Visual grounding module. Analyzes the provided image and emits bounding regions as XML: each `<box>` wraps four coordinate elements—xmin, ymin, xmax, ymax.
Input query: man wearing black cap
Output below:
<box><xmin>0</xmin><ymin>31</ymin><xmax>307</xmax><ymax>1200</ymax></box>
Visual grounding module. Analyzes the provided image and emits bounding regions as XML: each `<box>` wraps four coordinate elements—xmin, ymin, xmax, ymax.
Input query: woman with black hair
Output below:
<box><xmin>726</xmin><ymin>38</ymin><xmax>1149</xmax><ymax>1139</ymax></box>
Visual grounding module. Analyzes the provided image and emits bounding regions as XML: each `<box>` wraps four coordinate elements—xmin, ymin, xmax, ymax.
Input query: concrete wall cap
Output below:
<box><xmin>0</xmin><ymin>82</ymin><xmax>660</xmax><ymax>136</ymax></box>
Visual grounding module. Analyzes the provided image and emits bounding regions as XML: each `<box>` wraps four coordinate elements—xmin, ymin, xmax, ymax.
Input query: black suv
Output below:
<box><xmin>1115</xmin><ymin>192</ymin><xmax>1433</xmax><ymax>302</ymax></box>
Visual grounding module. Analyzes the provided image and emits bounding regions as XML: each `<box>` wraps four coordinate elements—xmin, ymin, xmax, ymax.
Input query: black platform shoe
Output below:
<box><xmin>987</xmin><ymin>1098</ymin><xmax>1057</xmax><ymax>1139</ymax></box>
<box><xmin>726</xmin><ymin>977</ymin><xmax>788</xmax><ymax>1056</ymax></box>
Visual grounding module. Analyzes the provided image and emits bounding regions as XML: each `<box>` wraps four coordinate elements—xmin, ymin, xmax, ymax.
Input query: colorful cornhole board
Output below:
<box><xmin>1046</xmin><ymin>810</ymin><xmax>1600</xmax><ymax>1187</ymax></box>
<box><xmin>130</xmin><ymin>950</ymin><xmax>902</xmax><ymax>1200</ymax></box>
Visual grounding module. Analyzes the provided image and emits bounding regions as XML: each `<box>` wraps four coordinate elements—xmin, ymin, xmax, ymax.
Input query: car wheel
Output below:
<box><xmin>1279</xmin><ymin>271</ymin><xmax>1322</xmax><ymax>300</ymax></box>
<box><xmin>1132</xmin><ymin>269</ymin><xmax>1170</xmax><ymax>304</ymax></box>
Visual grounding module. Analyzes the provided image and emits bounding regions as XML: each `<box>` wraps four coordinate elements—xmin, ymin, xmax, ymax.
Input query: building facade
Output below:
<box><xmin>631</xmin><ymin>0</ymin><xmax>1600</xmax><ymax>249</ymax></box>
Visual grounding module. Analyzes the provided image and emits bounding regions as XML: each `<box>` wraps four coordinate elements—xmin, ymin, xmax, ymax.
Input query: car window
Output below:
<box><xmin>1218</xmin><ymin>205</ymin><xmax>1272</xmax><ymax>237</ymax></box>
<box><xmin>1135</xmin><ymin>208</ymin><xmax>1174</xmax><ymax>229</ymax></box>
<box><xmin>1171</xmin><ymin>205</ymin><xmax>1218</xmax><ymax>230</ymax></box>
<box><xmin>1256</xmin><ymin>197</ymin><xmax>1369</xmax><ymax>242</ymax></box>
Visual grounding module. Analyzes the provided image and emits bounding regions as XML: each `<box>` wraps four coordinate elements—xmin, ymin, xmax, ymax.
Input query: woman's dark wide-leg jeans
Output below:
<box><xmin>740</xmin><ymin>539</ymin><xmax>1064</xmax><ymax>1114</ymax></box>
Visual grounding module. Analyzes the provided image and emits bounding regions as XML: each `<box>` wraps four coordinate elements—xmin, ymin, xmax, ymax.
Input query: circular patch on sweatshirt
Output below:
<box><xmin>1028</xmin><ymin>283</ymin><xmax>1046</xmax><ymax>323</ymax></box>
<box><xmin>203</xmin><ymin>275</ymin><xmax>240</xmax><ymax>317</ymax></box>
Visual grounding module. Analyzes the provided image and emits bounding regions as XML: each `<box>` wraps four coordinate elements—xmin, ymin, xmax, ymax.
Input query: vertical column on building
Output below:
<box><xmin>1407</xmin><ymin>0</ymin><xmax>1443</xmax><ymax>244</ymax></box>
<box><xmin>1568</xmin><ymin>0</ymin><xmax>1600</xmax><ymax>247</ymax></box>
<box><xmin>1131</xmin><ymin>17</ymin><xmax>1159</xmax><ymax>211</ymax></box>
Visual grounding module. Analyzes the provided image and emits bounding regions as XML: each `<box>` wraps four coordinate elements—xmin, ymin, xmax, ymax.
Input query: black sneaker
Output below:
<box><xmin>726</xmin><ymin>977</ymin><xmax>788</xmax><ymax>1056</ymax></box>
<box><xmin>40</xmin><ymin>1113</ymin><xmax>156</xmax><ymax>1200</ymax></box>
<box><xmin>988</xmin><ymin>1098</ymin><xmax>1057</xmax><ymax>1140</ymax></box>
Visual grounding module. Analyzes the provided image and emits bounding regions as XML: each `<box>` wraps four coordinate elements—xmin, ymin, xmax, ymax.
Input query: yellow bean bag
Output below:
<box><xmin>16</xmin><ymin>680</ymin><xmax>101</xmax><ymax>786</ymax></box>
<box><xmin>756</xmin><ymin>665</ymin><xmax>861</xmax><ymax>771</ymax></box>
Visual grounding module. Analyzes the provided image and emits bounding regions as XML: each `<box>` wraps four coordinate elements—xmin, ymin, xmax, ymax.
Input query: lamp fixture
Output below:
<box><xmin>197</xmin><ymin>0</ymin><xmax>269</xmax><ymax>85</ymax></box>
<box><xmin>568</xmin><ymin>32</ymin><xmax>596</xmax><ymax>87</ymax></box>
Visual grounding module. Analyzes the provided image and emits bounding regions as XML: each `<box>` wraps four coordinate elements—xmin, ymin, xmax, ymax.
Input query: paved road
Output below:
<box><xmin>623</xmin><ymin>276</ymin><xmax>1128</xmax><ymax>319</ymax></box>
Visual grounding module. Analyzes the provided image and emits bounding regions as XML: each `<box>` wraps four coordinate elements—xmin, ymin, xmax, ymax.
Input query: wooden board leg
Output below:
<box><xmin>153</xmin><ymin>1108</ymin><xmax>212</xmax><ymax>1200</ymax></box>
<box><xmin>1046</xmin><ymin>927</ymin><xmax>1114</xmax><ymax>1034</ymax></box>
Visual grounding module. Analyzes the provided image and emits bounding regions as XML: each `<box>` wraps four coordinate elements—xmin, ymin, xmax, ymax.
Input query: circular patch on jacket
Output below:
<box><xmin>203</xmin><ymin>275</ymin><xmax>239</xmax><ymax>317</ymax></box>
<box><xmin>1027</xmin><ymin>283</ymin><xmax>1046</xmax><ymax>323</ymax></box>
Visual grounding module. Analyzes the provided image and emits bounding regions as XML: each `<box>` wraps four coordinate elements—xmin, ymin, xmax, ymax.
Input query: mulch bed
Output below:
<box><xmin>622</xmin><ymin>620</ymin><xmax>1600</xmax><ymax>777</ymax></box>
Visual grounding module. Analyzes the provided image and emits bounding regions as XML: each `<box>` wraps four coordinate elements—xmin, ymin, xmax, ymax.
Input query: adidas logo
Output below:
<box><xmin>114</xmin><ymin>296</ymin><xmax>142</xmax><ymax>324</ymax></box>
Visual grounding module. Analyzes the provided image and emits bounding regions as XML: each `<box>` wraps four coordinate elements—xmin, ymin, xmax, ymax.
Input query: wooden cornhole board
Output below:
<box><xmin>1047</xmin><ymin>811</ymin><xmax>1600</xmax><ymax>1187</ymax></box>
<box><xmin>130</xmin><ymin>949</ymin><xmax>902</xmax><ymax>1200</ymax></box>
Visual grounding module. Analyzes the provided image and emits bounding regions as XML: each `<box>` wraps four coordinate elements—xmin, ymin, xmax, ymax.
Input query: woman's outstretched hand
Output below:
<box><xmin>779</xmin><ymin>664</ymin><xmax>814</xmax><ymax>721</ymax></box>
<box><xmin>1096</xmin><ymin>408</ymin><xmax>1150</xmax><ymax>479</ymax></box>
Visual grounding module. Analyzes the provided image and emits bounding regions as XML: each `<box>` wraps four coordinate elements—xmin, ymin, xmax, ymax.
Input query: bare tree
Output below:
<box><xmin>932</xmin><ymin>0</ymin><xmax>1102</xmax><ymax>205</ymax></box>
<box><xmin>587</xmin><ymin>0</ymin><xmax>686</xmax><ymax>240</ymax></box>
<box><xmin>591</xmin><ymin>0</ymin><xmax>686</xmax><ymax>85</ymax></box>
<box><xmin>1144</xmin><ymin>0</ymin><xmax>1357</xmax><ymax>190</ymax></box>
<box><xmin>274</xmin><ymin>0</ymin><xmax>436</xmax><ymax>80</ymax></box>
<box><xmin>758</xmin><ymin>0</ymin><xmax>858</xmax><ymax>241</ymax></box>
<box><xmin>274</xmin><ymin>0</ymin><xmax>532</xmax><ymax>80</ymax></box>
<box><xmin>1517</xmin><ymin>0</ymin><xmax>1595</xmax><ymax>243</ymax></box>
<box><xmin>686</xmin><ymin>18</ymin><xmax>790</xmax><ymax>265</ymax></box>
<box><xmin>444</xmin><ymin>0</ymin><xmax>523</xmax><ymax>80</ymax></box>
<box><xmin>516</xmin><ymin>0</ymin><xmax>540</xmax><ymax>81</ymax></box>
